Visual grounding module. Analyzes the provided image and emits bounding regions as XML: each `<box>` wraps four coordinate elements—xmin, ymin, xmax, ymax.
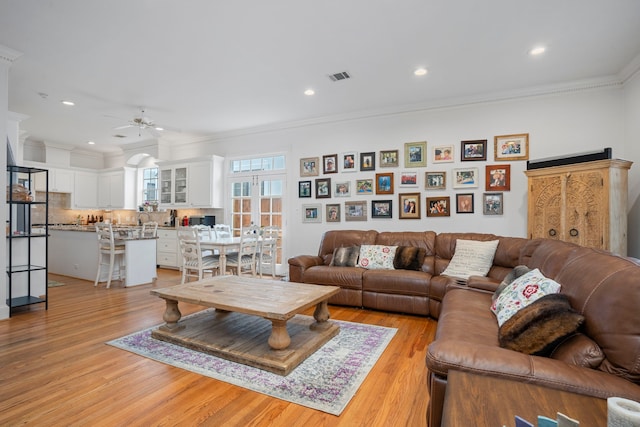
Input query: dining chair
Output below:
<box><xmin>213</xmin><ymin>224</ymin><xmax>232</xmax><ymax>239</ymax></box>
<box><xmin>225</xmin><ymin>232</ymin><xmax>259</xmax><ymax>276</ymax></box>
<box><xmin>141</xmin><ymin>221</ymin><xmax>158</xmax><ymax>238</ymax></box>
<box><xmin>94</xmin><ymin>222</ymin><xmax>126</xmax><ymax>288</ymax></box>
<box><xmin>257</xmin><ymin>225</ymin><xmax>279</xmax><ymax>278</ymax></box>
<box><xmin>177</xmin><ymin>227</ymin><xmax>220</xmax><ymax>284</ymax></box>
<box><xmin>192</xmin><ymin>225</ymin><xmax>214</xmax><ymax>255</ymax></box>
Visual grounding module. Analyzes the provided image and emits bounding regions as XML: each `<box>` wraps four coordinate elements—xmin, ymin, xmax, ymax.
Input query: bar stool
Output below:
<box><xmin>141</xmin><ymin>221</ymin><xmax>158</xmax><ymax>238</ymax></box>
<box><xmin>94</xmin><ymin>222</ymin><xmax>126</xmax><ymax>288</ymax></box>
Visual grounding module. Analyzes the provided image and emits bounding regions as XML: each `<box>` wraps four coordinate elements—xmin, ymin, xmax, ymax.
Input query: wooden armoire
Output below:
<box><xmin>524</xmin><ymin>159</ymin><xmax>632</xmax><ymax>256</ymax></box>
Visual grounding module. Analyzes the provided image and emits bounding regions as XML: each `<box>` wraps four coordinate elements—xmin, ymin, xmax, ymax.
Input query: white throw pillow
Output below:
<box><xmin>357</xmin><ymin>245</ymin><xmax>398</xmax><ymax>270</ymax></box>
<box><xmin>491</xmin><ymin>268</ymin><xmax>562</xmax><ymax>326</ymax></box>
<box><xmin>441</xmin><ymin>239</ymin><xmax>499</xmax><ymax>280</ymax></box>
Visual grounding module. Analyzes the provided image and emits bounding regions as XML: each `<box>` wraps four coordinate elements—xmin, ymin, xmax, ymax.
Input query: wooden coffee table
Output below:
<box><xmin>150</xmin><ymin>275</ymin><xmax>340</xmax><ymax>375</ymax></box>
<box><xmin>441</xmin><ymin>370</ymin><xmax>608</xmax><ymax>426</ymax></box>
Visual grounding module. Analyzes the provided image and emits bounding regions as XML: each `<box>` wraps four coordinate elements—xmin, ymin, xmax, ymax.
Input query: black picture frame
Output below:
<box><xmin>461</xmin><ymin>140</ymin><xmax>487</xmax><ymax>161</ymax></box>
<box><xmin>298</xmin><ymin>180</ymin><xmax>311</xmax><ymax>198</ymax></box>
<box><xmin>371</xmin><ymin>200</ymin><xmax>393</xmax><ymax>219</ymax></box>
<box><xmin>315</xmin><ymin>178</ymin><xmax>331</xmax><ymax>198</ymax></box>
<box><xmin>360</xmin><ymin>152</ymin><xmax>376</xmax><ymax>171</ymax></box>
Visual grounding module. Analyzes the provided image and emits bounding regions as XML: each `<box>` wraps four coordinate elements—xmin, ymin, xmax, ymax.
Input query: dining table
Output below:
<box><xmin>199</xmin><ymin>236</ymin><xmax>253</xmax><ymax>275</ymax></box>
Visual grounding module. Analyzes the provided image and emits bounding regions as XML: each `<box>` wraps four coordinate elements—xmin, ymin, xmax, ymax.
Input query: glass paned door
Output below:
<box><xmin>229</xmin><ymin>174</ymin><xmax>285</xmax><ymax>273</ymax></box>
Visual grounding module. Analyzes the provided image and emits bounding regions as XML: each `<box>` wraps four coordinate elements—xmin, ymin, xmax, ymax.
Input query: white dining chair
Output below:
<box><xmin>94</xmin><ymin>222</ymin><xmax>126</xmax><ymax>288</ymax></box>
<box><xmin>257</xmin><ymin>225</ymin><xmax>279</xmax><ymax>278</ymax></box>
<box><xmin>192</xmin><ymin>225</ymin><xmax>213</xmax><ymax>255</ymax></box>
<box><xmin>225</xmin><ymin>232</ymin><xmax>259</xmax><ymax>277</ymax></box>
<box><xmin>213</xmin><ymin>224</ymin><xmax>232</xmax><ymax>239</ymax></box>
<box><xmin>141</xmin><ymin>221</ymin><xmax>158</xmax><ymax>238</ymax></box>
<box><xmin>177</xmin><ymin>227</ymin><xmax>220</xmax><ymax>284</ymax></box>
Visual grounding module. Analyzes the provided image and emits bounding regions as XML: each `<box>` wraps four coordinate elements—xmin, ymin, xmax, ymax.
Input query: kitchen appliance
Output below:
<box><xmin>188</xmin><ymin>215</ymin><xmax>216</xmax><ymax>226</ymax></box>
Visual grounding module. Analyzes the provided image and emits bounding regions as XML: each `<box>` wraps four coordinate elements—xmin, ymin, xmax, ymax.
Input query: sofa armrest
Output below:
<box><xmin>288</xmin><ymin>255</ymin><xmax>324</xmax><ymax>282</ymax></box>
<box><xmin>466</xmin><ymin>275</ymin><xmax>500</xmax><ymax>293</ymax></box>
<box><xmin>426</xmin><ymin>340</ymin><xmax>640</xmax><ymax>401</ymax></box>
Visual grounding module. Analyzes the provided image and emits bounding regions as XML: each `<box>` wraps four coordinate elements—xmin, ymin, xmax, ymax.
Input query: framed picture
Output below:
<box><xmin>326</xmin><ymin>203</ymin><xmax>341</xmax><ymax>222</ymax></box>
<box><xmin>461</xmin><ymin>140</ymin><xmax>487</xmax><ymax>161</ymax></box>
<box><xmin>376</xmin><ymin>172</ymin><xmax>394</xmax><ymax>194</ymax></box>
<box><xmin>302</xmin><ymin>204</ymin><xmax>321</xmax><ymax>223</ymax></box>
<box><xmin>426</xmin><ymin>196</ymin><xmax>451</xmax><ymax>217</ymax></box>
<box><xmin>360</xmin><ymin>152</ymin><xmax>376</xmax><ymax>171</ymax></box>
<box><xmin>404</xmin><ymin>141</ymin><xmax>427</xmax><ymax>167</ymax></box>
<box><xmin>355</xmin><ymin>178</ymin><xmax>374</xmax><ymax>195</ymax></box>
<box><xmin>400</xmin><ymin>171</ymin><xmax>418</xmax><ymax>187</ymax></box>
<box><xmin>315</xmin><ymin>178</ymin><xmax>331</xmax><ymax>198</ymax></box>
<box><xmin>485</xmin><ymin>164</ymin><xmax>511</xmax><ymax>191</ymax></box>
<box><xmin>298</xmin><ymin>180</ymin><xmax>311</xmax><ymax>198</ymax></box>
<box><xmin>483</xmin><ymin>192</ymin><xmax>504</xmax><ymax>215</ymax></box>
<box><xmin>399</xmin><ymin>192</ymin><xmax>421</xmax><ymax>219</ymax></box>
<box><xmin>323</xmin><ymin>154</ymin><xmax>338</xmax><ymax>174</ymax></box>
<box><xmin>371</xmin><ymin>200</ymin><xmax>393</xmax><ymax>219</ymax></box>
<box><xmin>433</xmin><ymin>145</ymin><xmax>454</xmax><ymax>163</ymax></box>
<box><xmin>334</xmin><ymin>181</ymin><xmax>351</xmax><ymax>197</ymax></box>
<box><xmin>341</xmin><ymin>152</ymin><xmax>357</xmax><ymax>173</ymax></box>
<box><xmin>453</xmin><ymin>167</ymin><xmax>479</xmax><ymax>189</ymax></box>
<box><xmin>345</xmin><ymin>201</ymin><xmax>367</xmax><ymax>221</ymax></box>
<box><xmin>456</xmin><ymin>193</ymin><xmax>475</xmax><ymax>214</ymax></box>
<box><xmin>425</xmin><ymin>171</ymin><xmax>446</xmax><ymax>190</ymax></box>
<box><xmin>300</xmin><ymin>157</ymin><xmax>319</xmax><ymax>176</ymax></box>
<box><xmin>494</xmin><ymin>133</ymin><xmax>529</xmax><ymax>161</ymax></box>
<box><xmin>379</xmin><ymin>150</ymin><xmax>399</xmax><ymax>167</ymax></box>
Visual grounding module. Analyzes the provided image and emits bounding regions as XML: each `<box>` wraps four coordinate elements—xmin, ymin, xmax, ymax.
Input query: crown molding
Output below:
<box><xmin>201</xmin><ymin>75</ymin><xmax>625</xmax><ymax>143</ymax></box>
<box><xmin>620</xmin><ymin>52</ymin><xmax>640</xmax><ymax>84</ymax></box>
<box><xmin>0</xmin><ymin>45</ymin><xmax>23</xmax><ymax>65</ymax></box>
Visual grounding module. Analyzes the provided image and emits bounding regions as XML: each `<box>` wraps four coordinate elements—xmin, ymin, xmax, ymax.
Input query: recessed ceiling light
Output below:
<box><xmin>414</xmin><ymin>68</ymin><xmax>428</xmax><ymax>76</ymax></box>
<box><xmin>304</xmin><ymin>89</ymin><xmax>315</xmax><ymax>96</ymax></box>
<box><xmin>529</xmin><ymin>46</ymin><xmax>546</xmax><ymax>56</ymax></box>
<box><xmin>155</xmin><ymin>127</ymin><xmax>164</xmax><ymax>131</ymax></box>
<box><xmin>87</xmin><ymin>141</ymin><xmax>95</xmax><ymax>145</ymax></box>
<box><xmin>61</xmin><ymin>100</ymin><xmax>75</xmax><ymax>106</ymax></box>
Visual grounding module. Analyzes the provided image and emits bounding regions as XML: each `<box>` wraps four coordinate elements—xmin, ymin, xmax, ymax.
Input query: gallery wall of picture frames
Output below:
<box><xmin>299</xmin><ymin>134</ymin><xmax>528</xmax><ymax>223</ymax></box>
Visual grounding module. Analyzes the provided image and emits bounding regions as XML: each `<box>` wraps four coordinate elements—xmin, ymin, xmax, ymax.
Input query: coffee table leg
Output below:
<box><xmin>313</xmin><ymin>300</ymin><xmax>330</xmax><ymax>322</ymax></box>
<box><xmin>268</xmin><ymin>319</ymin><xmax>291</xmax><ymax>350</ymax></box>
<box><xmin>162</xmin><ymin>298</ymin><xmax>182</xmax><ymax>330</ymax></box>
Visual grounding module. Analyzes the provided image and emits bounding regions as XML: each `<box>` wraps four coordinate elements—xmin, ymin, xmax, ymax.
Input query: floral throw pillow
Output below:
<box><xmin>491</xmin><ymin>268</ymin><xmax>561</xmax><ymax>327</ymax></box>
<box><xmin>357</xmin><ymin>245</ymin><xmax>398</xmax><ymax>270</ymax></box>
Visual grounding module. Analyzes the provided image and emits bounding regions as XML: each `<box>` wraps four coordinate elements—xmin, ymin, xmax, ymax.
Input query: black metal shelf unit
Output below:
<box><xmin>6</xmin><ymin>165</ymin><xmax>49</xmax><ymax>316</ymax></box>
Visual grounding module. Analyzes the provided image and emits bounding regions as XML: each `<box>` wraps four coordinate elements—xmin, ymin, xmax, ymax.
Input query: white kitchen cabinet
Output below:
<box><xmin>98</xmin><ymin>168</ymin><xmax>136</xmax><ymax>209</ymax></box>
<box><xmin>156</xmin><ymin>228</ymin><xmax>181</xmax><ymax>269</ymax></box>
<box><xmin>158</xmin><ymin>155</ymin><xmax>223</xmax><ymax>208</ymax></box>
<box><xmin>73</xmin><ymin>171</ymin><xmax>99</xmax><ymax>208</ymax></box>
<box><xmin>34</xmin><ymin>167</ymin><xmax>74</xmax><ymax>193</ymax></box>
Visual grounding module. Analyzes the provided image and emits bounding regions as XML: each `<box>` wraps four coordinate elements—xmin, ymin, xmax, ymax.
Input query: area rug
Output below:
<box><xmin>107</xmin><ymin>310</ymin><xmax>396</xmax><ymax>415</ymax></box>
<box><xmin>47</xmin><ymin>280</ymin><xmax>65</xmax><ymax>287</ymax></box>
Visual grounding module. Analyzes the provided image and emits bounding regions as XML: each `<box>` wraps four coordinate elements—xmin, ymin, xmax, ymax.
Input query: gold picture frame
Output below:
<box><xmin>494</xmin><ymin>133</ymin><xmax>529</xmax><ymax>161</ymax></box>
<box><xmin>404</xmin><ymin>141</ymin><xmax>427</xmax><ymax>167</ymax></box>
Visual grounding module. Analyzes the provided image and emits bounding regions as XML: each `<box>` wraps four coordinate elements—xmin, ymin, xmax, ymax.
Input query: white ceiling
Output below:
<box><xmin>2</xmin><ymin>0</ymin><xmax>640</xmax><ymax>154</ymax></box>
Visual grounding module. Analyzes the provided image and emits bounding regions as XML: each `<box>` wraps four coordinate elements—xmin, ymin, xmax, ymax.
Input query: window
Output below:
<box><xmin>230</xmin><ymin>155</ymin><xmax>285</xmax><ymax>173</ymax></box>
<box><xmin>142</xmin><ymin>167</ymin><xmax>158</xmax><ymax>203</ymax></box>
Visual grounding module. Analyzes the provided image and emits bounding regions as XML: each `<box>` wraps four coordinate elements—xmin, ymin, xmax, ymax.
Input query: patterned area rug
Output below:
<box><xmin>107</xmin><ymin>310</ymin><xmax>396</xmax><ymax>415</ymax></box>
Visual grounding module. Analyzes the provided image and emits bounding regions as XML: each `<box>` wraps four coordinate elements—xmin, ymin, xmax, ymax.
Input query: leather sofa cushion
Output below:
<box><xmin>303</xmin><ymin>265</ymin><xmax>364</xmax><ymax>290</ymax></box>
<box><xmin>549</xmin><ymin>333</ymin><xmax>605</xmax><ymax>369</ymax></box>
<box><xmin>362</xmin><ymin>269</ymin><xmax>431</xmax><ymax>296</ymax></box>
<box><xmin>318</xmin><ymin>230</ymin><xmax>378</xmax><ymax>264</ymax></box>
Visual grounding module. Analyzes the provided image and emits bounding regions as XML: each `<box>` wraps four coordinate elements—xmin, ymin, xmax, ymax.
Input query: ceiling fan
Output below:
<box><xmin>113</xmin><ymin>109</ymin><xmax>164</xmax><ymax>137</ymax></box>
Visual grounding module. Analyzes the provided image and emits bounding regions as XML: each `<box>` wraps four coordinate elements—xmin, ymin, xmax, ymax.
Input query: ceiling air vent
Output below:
<box><xmin>112</xmin><ymin>134</ymin><xmax>127</xmax><ymax>138</ymax></box>
<box><xmin>328</xmin><ymin>71</ymin><xmax>351</xmax><ymax>82</ymax></box>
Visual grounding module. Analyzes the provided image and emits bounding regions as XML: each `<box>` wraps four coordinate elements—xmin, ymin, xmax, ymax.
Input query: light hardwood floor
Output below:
<box><xmin>0</xmin><ymin>269</ymin><xmax>435</xmax><ymax>427</ymax></box>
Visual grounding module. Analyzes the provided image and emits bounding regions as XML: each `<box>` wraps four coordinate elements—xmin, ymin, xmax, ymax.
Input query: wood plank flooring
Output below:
<box><xmin>0</xmin><ymin>270</ymin><xmax>436</xmax><ymax>427</ymax></box>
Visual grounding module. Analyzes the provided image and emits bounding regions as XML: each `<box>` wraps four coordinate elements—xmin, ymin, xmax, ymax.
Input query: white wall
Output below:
<box><xmin>624</xmin><ymin>72</ymin><xmax>640</xmax><ymax>257</ymax></box>
<box><xmin>165</xmin><ymin>86</ymin><xmax>633</xmax><ymax>260</ymax></box>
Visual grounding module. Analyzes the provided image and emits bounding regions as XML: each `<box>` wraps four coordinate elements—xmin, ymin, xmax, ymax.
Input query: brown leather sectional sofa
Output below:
<box><xmin>288</xmin><ymin>230</ymin><xmax>640</xmax><ymax>427</ymax></box>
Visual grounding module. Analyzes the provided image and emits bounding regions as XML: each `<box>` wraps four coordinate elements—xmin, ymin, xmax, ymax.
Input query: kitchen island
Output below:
<box><xmin>49</xmin><ymin>226</ymin><xmax>157</xmax><ymax>287</ymax></box>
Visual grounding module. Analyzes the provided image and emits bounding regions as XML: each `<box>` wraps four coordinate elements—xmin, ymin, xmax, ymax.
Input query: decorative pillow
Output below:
<box><xmin>358</xmin><ymin>245</ymin><xmax>398</xmax><ymax>270</ymax></box>
<box><xmin>330</xmin><ymin>246</ymin><xmax>360</xmax><ymax>267</ymax></box>
<box><xmin>492</xmin><ymin>265</ymin><xmax>532</xmax><ymax>302</ymax></box>
<box><xmin>549</xmin><ymin>333</ymin><xmax>605</xmax><ymax>369</ymax></box>
<box><xmin>393</xmin><ymin>246</ymin><xmax>427</xmax><ymax>271</ymax></box>
<box><xmin>441</xmin><ymin>239</ymin><xmax>499</xmax><ymax>280</ymax></box>
<box><xmin>498</xmin><ymin>293</ymin><xmax>584</xmax><ymax>355</ymax></box>
<box><xmin>491</xmin><ymin>268</ymin><xmax>561</xmax><ymax>327</ymax></box>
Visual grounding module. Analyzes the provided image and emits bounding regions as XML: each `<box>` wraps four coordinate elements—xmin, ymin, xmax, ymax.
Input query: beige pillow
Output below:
<box><xmin>441</xmin><ymin>239</ymin><xmax>499</xmax><ymax>280</ymax></box>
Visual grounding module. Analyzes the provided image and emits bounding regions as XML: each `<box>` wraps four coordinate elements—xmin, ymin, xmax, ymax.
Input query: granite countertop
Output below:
<box><xmin>48</xmin><ymin>225</ymin><xmax>158</xmax><ymax>239</ymax></box>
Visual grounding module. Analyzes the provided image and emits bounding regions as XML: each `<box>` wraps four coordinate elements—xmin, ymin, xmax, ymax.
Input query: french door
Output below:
<box><xmin>229</xmin><ymin>173</ymin><xmax>285</xmax><ymax>275</ymax></box>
